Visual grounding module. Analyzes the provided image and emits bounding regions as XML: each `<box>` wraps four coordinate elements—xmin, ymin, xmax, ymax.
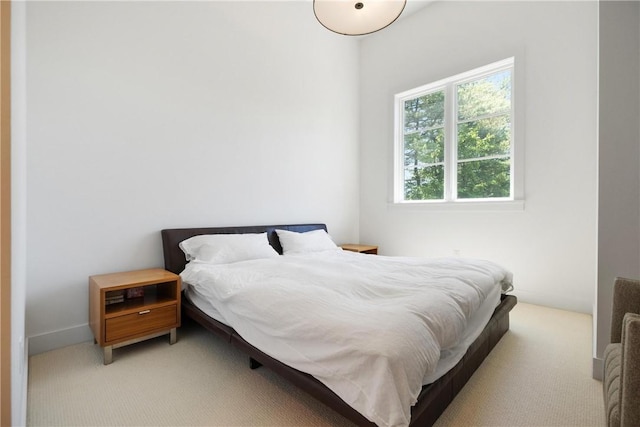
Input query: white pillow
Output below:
<box><xmin>179</xmin><ymin>233</ymin><xmax>279</xmax><ymax>265</ymax></box>
<box><xmin>275</xmin><ymin>229</ymin><xmax>340</xmax><ymax>255</ymax></box>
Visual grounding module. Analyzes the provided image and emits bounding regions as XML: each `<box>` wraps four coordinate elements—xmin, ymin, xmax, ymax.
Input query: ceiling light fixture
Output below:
<box><xmin>313</xmin><ymin>0</ymin><xmax>407</xmax><ymax>36</ymax></box>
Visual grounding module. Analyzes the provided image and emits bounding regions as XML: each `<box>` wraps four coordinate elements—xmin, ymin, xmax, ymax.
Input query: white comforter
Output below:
<box><xmin>180</xmin><ymin>250</ymin><xmax>512</xmax><ymax>427</ymax></box>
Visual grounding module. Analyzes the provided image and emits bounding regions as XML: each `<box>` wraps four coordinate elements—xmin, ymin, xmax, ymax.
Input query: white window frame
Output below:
<box><xmin>392</xmin><ymin>57</ymin><xmax>524</xmax><ymax>210</ymax></box>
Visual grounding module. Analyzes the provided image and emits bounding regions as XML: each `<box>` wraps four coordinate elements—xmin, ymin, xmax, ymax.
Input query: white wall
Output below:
<box><xmin>594</xmin><ymin>1</ymin><xmax>640</xmax><ymax>378</ymax></box>
<box><xmin>11</xmin><ymin>1</ymin><xmax>27</xmax><ymax>424</ymax></box>
<box><xmin>359</xmin><ymin>1</ymin><xmax>598</xmax><ymax>313</ymax></box>
<box><xmin>25</xmin><ymin>1</ymin><xmax>360</xmax><ymax>352</ymax></box>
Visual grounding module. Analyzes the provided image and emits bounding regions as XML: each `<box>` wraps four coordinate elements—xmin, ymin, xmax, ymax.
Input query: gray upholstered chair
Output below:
<box><xmin>603</xmin><ymin>277</ymin><xmax>640</xmax><ymax>427</ymax></box>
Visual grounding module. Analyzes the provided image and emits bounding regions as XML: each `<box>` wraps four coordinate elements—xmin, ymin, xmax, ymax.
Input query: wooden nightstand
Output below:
<box><xmin>89</xmin><ymin>268</ymin><xmax>181</xmax><ymax>365</ymax></box>
<box><xmin>340</xmin><ymin>244</ymin><xmax>378</xmax><ymax>255</ymax></box>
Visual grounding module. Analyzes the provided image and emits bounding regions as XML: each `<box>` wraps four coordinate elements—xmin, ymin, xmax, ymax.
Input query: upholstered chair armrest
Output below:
<box><xmin>611</xmin><ymin>277</ymin><xmax>640</xmax><ymax>343</ymax></box>
<box><xmin>620</xmin><ymin>312</ymin><xmax>640</xmax><ymax>427</ymax></box>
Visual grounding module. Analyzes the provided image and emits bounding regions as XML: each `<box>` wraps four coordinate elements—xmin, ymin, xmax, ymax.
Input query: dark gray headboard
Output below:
<box><xmin>161</xmin><ymin>223</ymin><xmax>327</xmax><ymax>274</ymax></box>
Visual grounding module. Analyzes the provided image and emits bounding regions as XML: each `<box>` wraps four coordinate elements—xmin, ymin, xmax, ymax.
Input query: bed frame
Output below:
<box><xmin>161</xmin><ymin>223</ymin><xmax>517</xmax><ymax>426</ymax></box>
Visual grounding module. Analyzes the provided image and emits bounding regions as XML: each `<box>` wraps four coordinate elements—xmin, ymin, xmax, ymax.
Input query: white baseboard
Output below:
<box><xmin>28</xmin><ymin>323</ymin><xmax>93</xmax><ymax>356</ymax></box>
<box><xmin>593</xmin><ymin>357</ymin><xmax>603</xmax><ymax>381</ymax></box>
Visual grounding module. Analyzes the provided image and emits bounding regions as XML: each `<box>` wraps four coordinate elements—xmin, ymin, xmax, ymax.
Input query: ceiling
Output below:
<box><xmin>401</xmin><ymin>0</ymin><xmax>434</xmax><ymax>19</ymax></box>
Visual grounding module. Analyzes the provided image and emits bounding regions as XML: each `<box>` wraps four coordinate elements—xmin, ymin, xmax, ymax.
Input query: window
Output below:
<box><xmin>394</xmin><ymin>58</ymin><xmax>515</xmax><ymax>204</ymax></box>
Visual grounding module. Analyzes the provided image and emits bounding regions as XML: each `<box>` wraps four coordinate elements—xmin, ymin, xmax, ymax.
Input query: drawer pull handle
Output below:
<box><xmin>138</xmin><ymin>310</ymin><xmax>151</xmax><ymax>315</ymax></box>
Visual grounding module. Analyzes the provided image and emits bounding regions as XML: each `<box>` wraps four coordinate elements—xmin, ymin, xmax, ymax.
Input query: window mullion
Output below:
<box><xmin>444</xmin><ymin>84</ymin><xmax>456</xmax><ymax>201</ymax></box>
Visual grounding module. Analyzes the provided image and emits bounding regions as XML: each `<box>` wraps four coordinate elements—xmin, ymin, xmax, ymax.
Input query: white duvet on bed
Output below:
<box><xmin>180</xmin><ymin>250</ymin><xmax>512</xmax><ymax>427</ymax></box>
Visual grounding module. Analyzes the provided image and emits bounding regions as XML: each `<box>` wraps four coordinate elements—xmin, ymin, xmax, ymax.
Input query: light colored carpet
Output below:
<box><xmin>27</xmin><ymin>303</ymin><xmax>604</xmax><ymax>427</ymax></box>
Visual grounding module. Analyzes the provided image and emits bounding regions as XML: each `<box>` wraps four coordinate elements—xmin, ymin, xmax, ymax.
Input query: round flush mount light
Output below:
<box><xmin>313</xmin><ymin>0</ymin><xmax>407</xmax><ymax>36</ymax></box>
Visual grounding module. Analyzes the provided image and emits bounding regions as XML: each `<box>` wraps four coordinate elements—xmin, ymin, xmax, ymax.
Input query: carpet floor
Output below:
<box><xmin>27</xmin><ymin>302</ymin><xmax>604</xmax><ymax>426</ymax></box>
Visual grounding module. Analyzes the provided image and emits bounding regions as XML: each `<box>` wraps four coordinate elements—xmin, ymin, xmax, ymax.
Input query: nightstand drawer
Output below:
<box><xmin>105</xmin><ymin>305</ymin><xmax>177</xmax><ymax>342</ymax></box>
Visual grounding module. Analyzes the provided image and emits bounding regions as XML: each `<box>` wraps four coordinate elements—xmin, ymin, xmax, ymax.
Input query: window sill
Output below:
<box><xmin>388</xmin><ymin>199</ymin><xmax>525</xmax><ymax>212</ymax></box>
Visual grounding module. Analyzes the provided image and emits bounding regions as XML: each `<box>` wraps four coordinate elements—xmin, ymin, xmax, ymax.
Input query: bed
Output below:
<box><xmin>161</xmin><ymin>223</ymin><xmax>517</xmax><ymax>427</ymax></box>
